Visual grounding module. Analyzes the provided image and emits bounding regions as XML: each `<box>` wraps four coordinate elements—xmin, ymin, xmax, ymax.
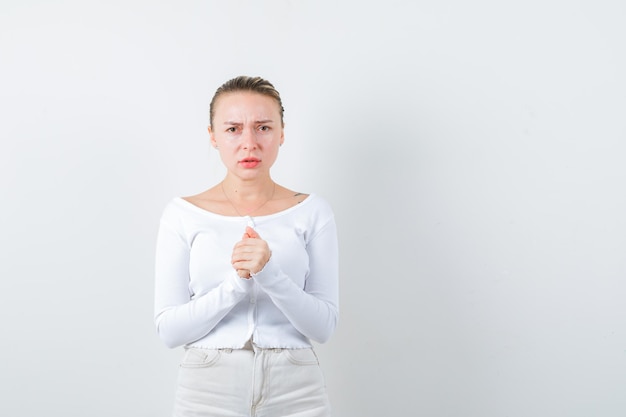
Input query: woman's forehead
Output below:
<box><xmin>214</xmin><ymin>92</ymin><xmax>279</xmax><ymax>114</ymax></box>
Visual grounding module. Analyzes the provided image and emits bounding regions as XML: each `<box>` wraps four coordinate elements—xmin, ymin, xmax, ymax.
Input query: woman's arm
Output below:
<box><xmin>253</xmin><ymin>218</ymin><xmax>339</xmax><ymax>343</ymax></box>
<box><xmin>153</xmin><ymin>221</ymin><xmax>253</xmax><ymax>348</ymax></box>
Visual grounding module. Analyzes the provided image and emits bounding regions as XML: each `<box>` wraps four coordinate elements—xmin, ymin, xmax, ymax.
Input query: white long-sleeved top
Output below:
<box><xmin>154</xmin><ymin>194</ymin><xmax>339</xmax><ymax>349</ymax></box>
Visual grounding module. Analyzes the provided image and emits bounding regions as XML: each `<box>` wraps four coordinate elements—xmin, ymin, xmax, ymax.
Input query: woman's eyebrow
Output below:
<box><xmin>222</xmin><ymin>120</ymin><xmax>275</xmax><ymax>125</ymax></box>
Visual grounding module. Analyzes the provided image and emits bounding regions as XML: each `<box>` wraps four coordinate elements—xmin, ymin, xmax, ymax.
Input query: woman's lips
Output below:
<box><xmin>239</xmin><ymin>157</ymin><xmax>260</xmax><ymax>168</ymax></box>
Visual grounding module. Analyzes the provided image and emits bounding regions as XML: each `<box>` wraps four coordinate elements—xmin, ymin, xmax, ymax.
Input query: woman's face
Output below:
<box><xmin>209</xmin><ymin>91</ymin><xmax>284</xmax><ymax>181</ymax></box>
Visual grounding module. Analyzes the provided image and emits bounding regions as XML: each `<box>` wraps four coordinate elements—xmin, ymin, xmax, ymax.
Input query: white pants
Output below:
<box><xmin>173</xmin><ymin>344</ymin><xmax>332</xmax><ymax>417</ymax></box>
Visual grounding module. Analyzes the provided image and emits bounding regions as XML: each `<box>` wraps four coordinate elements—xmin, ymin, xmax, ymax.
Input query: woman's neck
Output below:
<box><xmin>220</xmin><ymin>176</ymin><xmax>277</xmax><ymax>217</ymax></box>
<box><xmin>221</xmin><ymin>176</ymin><xmax>275</xmax><ymax>200</ymax></box>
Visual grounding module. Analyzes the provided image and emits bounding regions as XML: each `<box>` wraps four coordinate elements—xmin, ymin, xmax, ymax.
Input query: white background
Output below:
<box><xmin>2</xmin><ymin>1</ymin><xmax>625</xmax><ymax>416</ymax></box>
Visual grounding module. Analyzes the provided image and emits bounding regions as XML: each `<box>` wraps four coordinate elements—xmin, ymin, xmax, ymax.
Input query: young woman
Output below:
<box><xmin>154</xmin><ymin>76</ymin><xmax>339</xmax><ymax>417</ymax></box>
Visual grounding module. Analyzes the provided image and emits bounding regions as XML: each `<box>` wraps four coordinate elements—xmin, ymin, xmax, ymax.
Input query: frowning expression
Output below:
<box><xmin>209</xmin><ymin>91</ymin><xmax>284</xmax><ymax>179</ymax></box>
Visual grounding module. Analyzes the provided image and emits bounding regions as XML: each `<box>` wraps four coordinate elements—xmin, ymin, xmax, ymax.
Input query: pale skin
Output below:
<box><xmin>183</xmin><ymin>91</ymin><xmax>307</xmax><ymax>278</ymax></box>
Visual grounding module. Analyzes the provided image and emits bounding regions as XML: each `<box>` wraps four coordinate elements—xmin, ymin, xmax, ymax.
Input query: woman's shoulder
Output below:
<box><xmin>305</xmin><ymin>193</ymin><xmax>334</xmax><ymax>218</ymax></box>
<box><xmin>270</xmin><ymin>185</ymin><xmax>309</xmax><ymax>213</ymax></box>
<box><xmin>268</xmin><ymin>186</ymin><xmax>335</xmax><ymax>217</ymax></box>
<box><xmin>160</xmin><ymin>187</ymin><xmax>221</xmax><ymax>219</ymax></box>
<box><xmin>159</xmin><ymin>197</ymin><xmax>194</xmax><ymax>222</ymax></box>
<box><xmin>279</xmin><ymin>192</ymin><xmax>334</xmax><ymax>225</ymax></box>
<box><xmin>177</xmin><ymin>186</ymin><xmax>228</xmax><ymax>214</ymax></box>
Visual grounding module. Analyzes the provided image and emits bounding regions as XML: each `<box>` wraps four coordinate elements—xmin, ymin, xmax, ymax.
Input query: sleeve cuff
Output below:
<box><xmin>251</xmin><ymin>257</ymin><xmax>281</xmax><ymax>286</ymax></box>
<box><xmin>228</xmin><ymin>271</ymin><xmax>255</xmax><ymax>292</ymax></box>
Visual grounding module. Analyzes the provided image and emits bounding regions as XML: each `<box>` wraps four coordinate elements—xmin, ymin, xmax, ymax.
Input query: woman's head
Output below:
<box><xmin>208</xmin><ymin>77</ymin><xmax>285</xmax><ymax>181</ymax></box>
<box><xmin>209</xmin><ymin>76</ymin><xmax>284</xmax><ymax>128</ymax></box>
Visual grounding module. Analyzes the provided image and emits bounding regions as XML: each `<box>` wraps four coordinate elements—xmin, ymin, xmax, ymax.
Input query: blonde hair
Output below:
<box><xmin>209</xmin><ymin>76</ymin><xmax>285</xmax><ymax>127</ymax></box>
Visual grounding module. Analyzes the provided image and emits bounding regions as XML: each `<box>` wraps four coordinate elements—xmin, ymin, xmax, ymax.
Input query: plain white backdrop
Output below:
<box><xmin>2</xmin><ymin>1</ymin><xmax>625</xmax><ymax>416</ymax></box>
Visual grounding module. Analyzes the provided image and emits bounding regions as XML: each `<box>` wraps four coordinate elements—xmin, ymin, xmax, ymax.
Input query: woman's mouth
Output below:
<box><xmin>239</xmin><ymin>157</ymin><xmax>261</xmax><ymax>168</ymax></box>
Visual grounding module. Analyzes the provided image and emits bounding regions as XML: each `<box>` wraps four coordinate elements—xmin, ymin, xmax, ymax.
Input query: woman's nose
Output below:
<box><xmin>241</xmin><ymin>128</ymin><xmax>257</xmax><ymax>149</ymax></box>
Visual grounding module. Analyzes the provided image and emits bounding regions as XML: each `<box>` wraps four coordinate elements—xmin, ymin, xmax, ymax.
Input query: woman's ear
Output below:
<box><xmin>280</xmin><ymin>124</ymin><xmax>285</xmax><ymax>146</ymax></box>
<box><xmin>208</xmin><ymin>126</ymin><xmax>218</xmax><ymax>148</ymax></box>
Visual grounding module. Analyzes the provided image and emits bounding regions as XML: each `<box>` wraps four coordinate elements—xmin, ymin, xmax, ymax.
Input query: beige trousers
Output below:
<box><xmin>173</xmin><ymin>343</ymin><xmax>331</xmax><ymax>417</ymax></box>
